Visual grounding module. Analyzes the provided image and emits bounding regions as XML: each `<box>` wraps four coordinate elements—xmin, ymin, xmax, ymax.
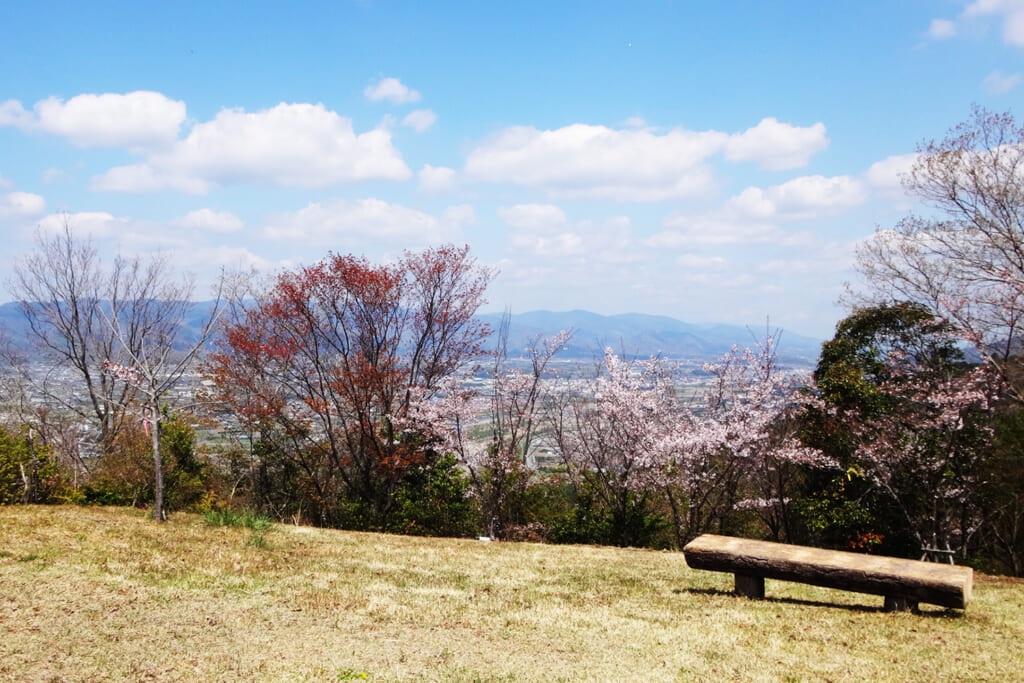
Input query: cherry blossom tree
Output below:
<box><xmin>851</xmin><ymin>354</ymin><xmax>998</xmax><ymax>557</ymax></box>
<box><xmin>809</xmin><ymin>303</ymin><xmax>1001</xmax><ymax>557</ymax></box>
<box><xmin>666</xmin><ymin>334</ymin><xmax>832</xmax><ymax>545</ymax></box>
<box><xmin>402</xmin><ymin>322</ymin><xmax>571</xmax><ymax>538</ymax></box>
<box><xmin>853</xmin><ymin>107</ymin><xmax>1024</xmax><ymax>403</ymax></box>
<box><xmin>544</xmin><ymin>332</ymin><xmax>829</xmax><ymax>548</ymax></box>
<box><xmin>548</xmin><ymin>349</ymin><xmax>679</xmax><ymax>546</ymax></box>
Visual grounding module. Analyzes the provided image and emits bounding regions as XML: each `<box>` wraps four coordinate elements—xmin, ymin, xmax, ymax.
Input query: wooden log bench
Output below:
<box><xmin>682</xmin><ymin>534</ymin><xmax>972</xmax><ymax>612</ymax></box>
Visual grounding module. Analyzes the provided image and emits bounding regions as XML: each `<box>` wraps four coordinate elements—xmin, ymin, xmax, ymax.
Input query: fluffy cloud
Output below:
<box><xmin>651</xmin><ymin>175</ymin><xmax>863</xmax><ymax>248</ymax></box>
<box><xmin>402</xmin><ymin>109</ymin><xmax>437</xmax><ymax>132</ymax></box>
<box><xmin>982</xmin><ymin>69</ymin><xmax>1022</xmax><ymax>93</ymax></box>
<box><xmin>91</xmin><ymin>163</ymin><xmax>209</xmax><ymax>194</ymax></box>
<box><xmin>92</xmin><ymin>102</ymin><xmax>411</xmax><ymax>194</ymax></box>
<box><xmin>466</xmin><ymin>124</ymin><xmax>725</xmax><ymax>201</ymax></box>
<box><xmin>262</xmin><ymin>198</ymin><xmax>456</xmax><ymax>247</ymax></box>
<box><xmin>865</xmin><ymin>153</ymin><xmax>917</xmax><ymax>197</ymax></box>
<box><xmin>0</xmin><ymin>100</ymin><xmax>34</xmax><ymax>129</ymax></box>
<box><xmin>724</xmin><ymin>118</ymin><xmax>829</xmax><ymax>171</ymax></box>
<box><xmin>0</xmin><ymin>191</ymin><xmax>45</xmax><ymax>219</ymax></box>
<box><xmin>172</xmin><ymin>208</ymin><xmax>244</xmax><ymax>232</ymax></box>
<box><xmin>418</xmin><ymin>164</ymin><xmax>457</xmax><ymax>193</ymax></box>
<box><xmin>0</xmin><ymin>91</ymin><xmax>186</xmax><ymax>150</ymax></box>
<box><xmin>727</xmin><ymin>175</ymin><xmax>865</xmax><ymax>220</ymax></box>
<box><xmin>498</xmin><ymin>203</ymin><xmax>639</xmax><ymax>262</ymax></box>
<box><xmin>463</xmin><ymin>118</ymin><xmax>828</xmax><ymax>201</ymax></box>
<box><xmin>364</xmin><ymin>77</ymin><xmax>422</xmax><ymax>104</ymax></box>
<box><xmin>37</xmin><ymin>211</ymin><xmax>119</xmax><ymax>238</ymax></box>
<box><xmin>965</xmin><ymin>0</ymin><xmax>1024</xmax><ymax>46</ymax></box>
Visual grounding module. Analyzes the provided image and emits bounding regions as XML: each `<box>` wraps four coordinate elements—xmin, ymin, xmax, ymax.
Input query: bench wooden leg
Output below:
<box><xmin>884</xmin><ymin>595</ymin><xmax>918</xmax><ymax>612</ymax></box>
<box><xmin>735</xmin><ymin>574</ymin><xmax>765</xmax><ymax>599</ymax></box>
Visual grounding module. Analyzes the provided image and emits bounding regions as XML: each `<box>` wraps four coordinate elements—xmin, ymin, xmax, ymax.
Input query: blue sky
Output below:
<box><xmin>2</xmin><ymin>1</ymin><xmax>1023</xmax><ymax>338</ymax></box>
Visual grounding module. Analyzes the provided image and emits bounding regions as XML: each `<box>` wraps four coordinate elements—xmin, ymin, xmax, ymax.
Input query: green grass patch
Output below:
<box><xmin>202</xmin><ymin>508</ymin><xmax>274</xmax><ymax>530</ymax></box>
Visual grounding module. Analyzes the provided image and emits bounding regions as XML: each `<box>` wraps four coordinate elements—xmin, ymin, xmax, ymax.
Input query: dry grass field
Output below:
<box><xmin>1</xmin><ymin>506</ymin><xmax>1022</xmax><ymax>682</ymax></box>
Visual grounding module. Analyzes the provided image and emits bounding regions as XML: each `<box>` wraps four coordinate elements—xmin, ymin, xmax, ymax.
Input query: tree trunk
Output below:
<box><xmin>150</xmin><ymin>402</ymin><xmax>165</xmax><ymax>522</ymax></box>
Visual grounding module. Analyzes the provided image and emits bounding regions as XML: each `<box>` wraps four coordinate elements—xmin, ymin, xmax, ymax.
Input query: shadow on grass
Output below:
<box><xmin>674</xmin><ymin>587</ymin><xmax>966</xmax><ymax>618</ymax></box>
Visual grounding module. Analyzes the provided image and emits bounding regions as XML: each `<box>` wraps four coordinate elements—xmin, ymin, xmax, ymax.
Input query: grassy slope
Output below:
<box><xmin>1</xmin><ymin>507</ymin><xmax>1022</xmax><ymax>682</ymax></box>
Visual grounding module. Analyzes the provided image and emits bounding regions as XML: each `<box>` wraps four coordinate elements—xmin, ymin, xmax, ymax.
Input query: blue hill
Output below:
<box><xmin>0</xmin><ymin>302</ymin><xmax>823</xmax><ymax>367</ymax></box>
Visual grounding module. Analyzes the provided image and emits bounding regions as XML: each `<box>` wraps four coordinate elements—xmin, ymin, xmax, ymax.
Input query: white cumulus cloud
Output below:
<box><xmin>728</xmin><ymin>175</ymin><xmax>865</xmax><ymax>220</ymax></box>
<box><xmin>465</xmin><ymin>123</ymin><xmax>726</xmax><ymax>201</ymax></box>
<box><xmin>651</xmin><ymin>175</ymin><xmax>863</xmax><ymax>248</ymax></box>
<box><xmin>418</xmin><ymin>164</ymin><xmax>457</xmax><ymax>193</ymax></box>
<box><xmin>172</xmin><ymin>208</ymin><xmax>244</xmax><ymax>232</ymax></box>
<box><xmin>723</xmin><ymin>117</ymin><xmax>829</xmax><ymax>171</ymax></box>
<box><xmin>364</xmin><ymin>77</ymin><xmax>422</xmax><ymax>104</ymax></box>
<box><xmin>0</xmin><ymin>91</ymin><xmax>186</xmax><ymax>150</ymax></box>
<box><xmin>982</xmin><ymin>69</ymin><xmax>1022</xmax><ymax>93</ymax></box>
<box><xmin>497</xmin><ymin>204</ymin><xmax>568</xmax><ymax>232</ymax></box>
<box><xmin>92</xmin><ymin>102</ymin><xmax>411</xmax><ymax>194</ymax></box>
<box><xmin>0</xmin><ymin>100</ymin><xmax>34</xmax><ymax>129</ymax></box>
<box><xmin>497</xmin><ymin>204</ymin><xmax>640</xmax><ymax>262</ymax></box>
<box><xmin>262</xmin><ymin>198</ymin><xmax>456</xmax><ymax>248</ymax></box>
<box><xmin>965</xmin><ymin>0</ymin><xmax>1024</xmax><ymax>46</ymax></box>
<box><xmin>37</xmin><ymin>211</ymin><xmax>120</xmax><ymax>239</ymax></box>
<box><xmin>463</xmin><ymin>118</ymin><xmax>828</xmax><ymax>201</ymax></box>
<box><xmin>0</xmin><ymin>191</ymin><xmax>46</xmax><ymax>219</ymax></box>
<box><xmin>865</xmin><ymin>153</ymin><xmax>918</xmax><ymax>197</ymax></box>
<box><xmin>402</xmin><ymin>109</ymin><xmax>437</xmax><ymax>132</ymax></box>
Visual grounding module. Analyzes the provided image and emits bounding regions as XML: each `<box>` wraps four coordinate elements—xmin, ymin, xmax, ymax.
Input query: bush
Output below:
<box><xmin>390</xmin><ymin>453</ymin><xmax>477</xmax><ymax>538</ymax></box>
<box><xmin>83</xmin><ymin>411</ymin><xmax>219</xmax><ymax>512</ymax></box>
<box><xmin>0</xmin><ymin>424</ymin><xmax>71</xmax><ymax>504</ymax></box>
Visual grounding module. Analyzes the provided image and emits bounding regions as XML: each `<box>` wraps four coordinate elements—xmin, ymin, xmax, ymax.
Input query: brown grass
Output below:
<box><xmin>1</xmin><ymin>505</ymin><xmax>1022</xmax><ymax>681</ymax></box>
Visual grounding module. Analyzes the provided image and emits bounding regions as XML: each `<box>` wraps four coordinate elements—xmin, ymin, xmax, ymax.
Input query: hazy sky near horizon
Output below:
<box><xmin>2</xmin><ymin>1</ymin><xmax>1023</xmax><ymax>337</ymax></box>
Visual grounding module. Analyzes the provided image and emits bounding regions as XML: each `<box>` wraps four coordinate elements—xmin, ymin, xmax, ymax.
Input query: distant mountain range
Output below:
<box><xmin>476</xmin><ymin>310</ymin><xmax>823</xmax><ymax>366</ymax></box>
<box><xmin>0</xmin><ymin>301</ymin><xmax>824</xmax><ymax>367</ymax></box>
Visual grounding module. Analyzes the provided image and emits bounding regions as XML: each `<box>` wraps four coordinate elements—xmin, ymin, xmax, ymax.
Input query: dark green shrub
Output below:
<box><xmin>391</xmin><ymin>453</ymin><xmax>476</xmax><ymax>538</ymax></box>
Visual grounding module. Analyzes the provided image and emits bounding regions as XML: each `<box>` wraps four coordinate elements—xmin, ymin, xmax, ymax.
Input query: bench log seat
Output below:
<box><xmin>682</xmin><ymin>534</ymin><xmax>972</xmax><ymax>611</ymax></box>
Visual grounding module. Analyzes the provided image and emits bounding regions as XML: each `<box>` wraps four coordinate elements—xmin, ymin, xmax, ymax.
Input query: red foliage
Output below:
<box><xmin>204</xmin><ymin>245</ymin><xmax>494</xmax><ymax>525</ymax></box>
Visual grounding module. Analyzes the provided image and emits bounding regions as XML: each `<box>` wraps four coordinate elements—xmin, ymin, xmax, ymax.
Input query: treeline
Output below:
<box><xmin>3</xmin><ymin>108</ymin><xmax>1024</xmax><ymax>576</ymax></box>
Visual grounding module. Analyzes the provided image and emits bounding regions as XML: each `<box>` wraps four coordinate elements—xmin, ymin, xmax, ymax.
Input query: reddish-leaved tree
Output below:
<box><xmin>206</xmin><ymin>245</ymin><xmax>493</xmax><ymax>527</ymax></box>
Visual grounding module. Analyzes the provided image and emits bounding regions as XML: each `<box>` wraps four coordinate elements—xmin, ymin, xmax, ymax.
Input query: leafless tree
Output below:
<box><xmin>8</xmin><ymin>219</ymin><xmax>214</xmax><ymax>448</ymax></box>
<box><xmin>852</xmin><ymin>107</ymin><xmax>1024</xmax><ymax>402</ymax></box>
<box><xmin>102</xmin><ymin>273</ymin><xmax>227</xmax><ymax>522</ymax></box>
<box><xmin>7</xmin><ymin>218</ymin><xmax>229</xmax><ymax>520</ymax></box>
